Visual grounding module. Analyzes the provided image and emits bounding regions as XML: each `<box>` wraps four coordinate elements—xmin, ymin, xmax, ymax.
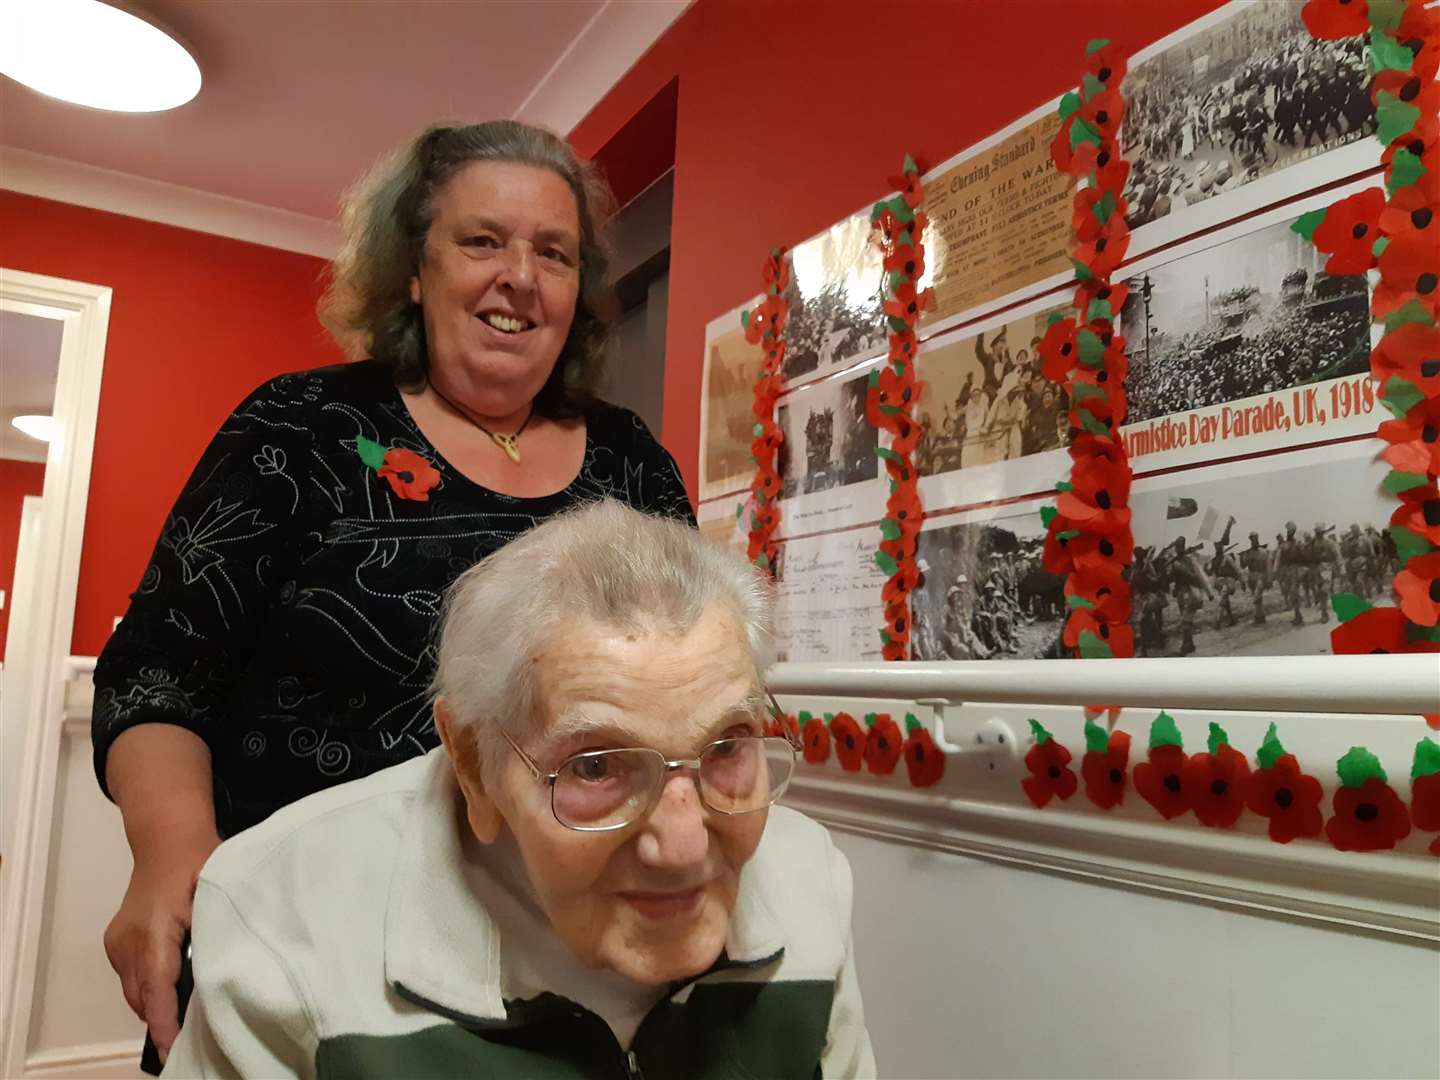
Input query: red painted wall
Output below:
<box><xmin>0</xmin><ymin>459</ymin><xmax>47</xmax><ymax>661</ymax></box>
<box><xmin>0</xmin><ymin>193</ymin><xmax>340</xmax><ymax>657</ymax></box>
<box><xmin>569</xmin><ymin>0</ymin><xmax>1228</xmax><ymax>494</ymax></box>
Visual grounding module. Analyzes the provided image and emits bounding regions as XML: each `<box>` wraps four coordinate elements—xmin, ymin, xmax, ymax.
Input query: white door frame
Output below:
<box><xmin>0</xmin><ymin>269</ymin><xmax>111</xmax><ymax>1078</ymax></box>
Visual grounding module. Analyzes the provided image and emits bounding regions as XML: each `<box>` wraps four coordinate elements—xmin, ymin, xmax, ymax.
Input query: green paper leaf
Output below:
<box><xmin>876</xmin><ymin>446</ymin><xmax>901</xmax><ymax>463</ymax></box>
<box><xmin>1336</xmin><ymin>746</ymin><xmax>1387</xmax><ymax>788</ymax></box>
<box><xmin>902</xmin><ymin>153</ymin><xmax>918</xmax><ymax>175</ymax></box>
<box><xmin>1028</xmin><ymin>718</ymin><xmax>1053</xmax><ymax>745</ymax></box>
<box><xmin>1291</xmin><ymin>208</ymin><xmax>1327</xmax><ymax>243</ymax></box>
<box><xmin>1372</xmin><ymin>235</ymin><xmax>1391</xmax><ymax>259</ymax></box>
<box><xmin>1070</xmin><ymin>381</ymin><xmax>1108</xmax><ymax>403</ymax></box>
<box><xmin>735</xmin><ymin>502</ymin><xmax>744</xmax><ymax>522</ymax></box>
<box><xmin>1095</xmin><ymin>190</ymin><xmax>1117</xmax><ymax>225</ymax></box>
<box><xmin>1368</xmin><ymin>0</ymin><xmax>1406</xmax><ymax>32</ymax></box>
<box><xmin>889</xmin><ymin>197</ymin><xmax>917</xmax><ymax>224</ymax></box>
<box><xmin>1149</xmin><ymin>711</ymin><xmax>1183</xmax><ymax>749</ymax></box>
<box><xmin>1412</xmin><ymin>624</ymin><xmax>1440</xmax><ymax>643</ymax></box>
<box><xmin>753</xmin><ymin>422</ymin><xmax>764</xmax><ymax>437</ymax></box>
<box><xmin>1084</xmin><ymin>717</ymin><xmax>1109</xmax><ymax>754</ymax></box>
<box><xmin>1376</xmin><ymin>91</ymin><xmax>1421</xmax><ymax>146</ymax></box>
<box><xmin>1085</xmin><ymin>37</ymin><xmax>1110</xmax><ymax>55</ymax></box>
<box><xmin>1058</xmin><ymin>91</ymin><xmax>1082</xmax><ymax>120</ymax></box>
<box><xmin>768</xmin><ymin>283</ymin><xmax>778</xmax><ymax>296</ymax></box>
<box><xmin>880</xmin><ymin>518</ymin><xmax>902</xmax><ymax>541</ymax></box>
<box><xmin>823</xmin><ymin>712</ymin><xmax>835</xmax><ymax>723</ymax></box>
<box><xmin>1076</xmin><ymin>329</ymin><xmax>1104</xmax><ymax>367</ymax></box>
<box><xmin>1381</xmin><ymin>376</ymin><xmax>1425</xmax><ymax>418</ymax></box>
<box><xmin>1078</xmin><ymin>629</ymin><xmax>1114</xmax><ymax>658</ymax></box>
<box><xmin>1047</xmin><ymin>311</ymin><xmax>1068</xmax><ymax>327</ymax></box>
<box><xmin>904</xmin><ymin>713</ymin><xmax>922</xmax><ymax>734</ymax></box>
<box><xmin>1069</xmin><ymin>257</ymin><xmax>1095</xmax><ymax>282</ymax></box>
<box><xmin>1412</xmin><ymin>737</ymin><xmax>1440</xmax><ymax>781</ymax></box>
<box><xmin>880</xmin><ymin>404</ymin><xmax>902</xmax><ymax>417</ymax></box>
<box><xmin>1081</xmin><ymin>72</ymin><xmax>1106</xmax><ymax>102</ymax></box>
<box><xmin>1383</xmin><ymin>301</ymin><xmax>1436</xmax><ymax>332</ymax></box>
<box><xmin>1056</xmin><ymin>480</ymin><xmax>1074</xmax><ymax>492</ymax></box>
<box><xmin>754</xmin><ymin>552</ymin><xmax>769</xmax><ymax>571</ymax></box>
<box><xmin>887</xmin><ymin>314</ymin><xmax>910</xmax><ymax>334</ymax></box>
<box><xmin>1206</xmin><ymin>722</ymin><xmax>1231</xmax><ymax>756</ymax></box>
<box><xmin>879</xmin><ymin>629</ymin><xmax>892</xmax><ymax>645</ymax></box>
<box><xmin>1040</xmin><ymin>505</ymin><xmax>1058</xmax><ymax>527</ymax></box>
<box><xmin>1086</xmin><ymin>298</ymin><xmax>1114</xmax><ymax>324</ymax></box>
<box><xmin>864</xmin><ymin>712</ymin><xmax>877</xmax><ymax>728</ymax></box>
<box><xmin>1078</xmin><ymin>410</ymin><xmax>1109</xmax><ymax>437</ymax></box>
<box><xmin>868</xmin><ymin>369</ymin><xmax>881</xmax><ymax>388</ymax></box>
<box><xmin>1383</xmin><ymin>470</ymin><xmax>1430</xmax><ymax>496</ymax></box>
<box><xmin>875</xmin><ymin>550</ymin><xmax>899</xmax><ymax>577</ymax></box>
<box><xmin>1256</xmin><ymin>722</ymin><xmax>1287</xmax><ymax>771</ymax></box>
<box><xmin>1069</xmin><ymin>116</ymin><xmax>1101</xmax><ymax>151</ymax></box>
<box><xmin>1387</xmin><ymin>149</ymin><xmax>1426</xmax><ymax>194</ymax></box>
<box><xmin>888</xmin><ymin>270</ymin><xmax>910</xmax><ymax>290</ymax></box>
<box><xmin>1057</xmin><ymin>528</ymin><xmax>1081</xmax><ymax>542</ymax></box>
<box><xmin>1331</xmin><ymin>593</ymin><xmax>1373</xmax><ymax>623</ymax></box>
<box><xmin>1067</xmin><ymin>595</ymin><xmax>1095</xmax><ymax>610</ymax></box>
<box><xmin>354</xmin><ymin>435</ymin><xmax>387</xmax><ymax>470</ymax></box>
<box><xmin>1389</xmin><ymin>526</ymin><xmax>1432</xmax><ymax>563</ymax></box>
<box><xmin>798</xmin><ymin>710</ymin><xmax>812</xmax><ymax>723</ymax></box>
<box><xmin>740</xmin><ymin>309</ymin><xmax>750</xmax><ymax>329</ymax></box>
<box><xmin>1368</xmin><ymin>28</ymin><xmax>1413</xmax><ymax>73</ymax></box>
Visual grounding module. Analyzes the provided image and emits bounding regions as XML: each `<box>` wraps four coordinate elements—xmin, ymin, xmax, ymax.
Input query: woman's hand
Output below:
<box><xmin>103</xmin><ymin>833</ymin><xmax>218</xmax><ymax>1061</ymax></box>
<box><xmin>104</xmin><ymin>723</ymin><xmax>221</xmax><ymax>1064</ymax></box>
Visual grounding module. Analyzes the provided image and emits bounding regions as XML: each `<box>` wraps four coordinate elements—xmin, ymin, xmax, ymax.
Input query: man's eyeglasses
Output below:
<box><xmin>503</xmin><ymin>728</ymin><xmax>797</xmax><ymax>832</ymax></box>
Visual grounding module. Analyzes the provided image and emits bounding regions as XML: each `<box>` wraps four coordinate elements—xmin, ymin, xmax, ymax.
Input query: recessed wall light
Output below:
<box><xmin>11</xmin><ymin>415</ymin><xmax>58</xmax><ymax>443</ymax></box>
<box><xmin>0</xmin><ymin>0</ymin><xmax>201</xmax><ymax>113</ymax></box>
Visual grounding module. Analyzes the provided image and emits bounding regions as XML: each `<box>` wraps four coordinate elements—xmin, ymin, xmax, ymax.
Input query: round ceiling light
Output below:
<box><xmin>11</xmin><ymin>415</ymin><xmax>59</xmax><ymax>443</ymax></box>
<box><xmin>0</xmin><ymin>0</ymin><xmax>201</xmax><ymax>113</ymax></box>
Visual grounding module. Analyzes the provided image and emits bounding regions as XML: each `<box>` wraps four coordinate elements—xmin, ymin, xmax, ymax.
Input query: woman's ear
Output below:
<box><xmin>434</xmin><ymin>697</ymin><xmax>504</xmax><ymax>843</ymax></box>
<box><xmin>409</xmin><ymin>274</ymin><xmax>422</xmax><ymax>306</ymax></box>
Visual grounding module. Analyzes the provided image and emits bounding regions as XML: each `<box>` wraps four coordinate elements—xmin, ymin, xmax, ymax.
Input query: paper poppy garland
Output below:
<box><xmin>739</xmin><ymin>249</ymin><xmax>792</xmax><ymax>574</ymax></box>
<box><xmin>355</xmin><ymin>436</ymin><xmax>441</xmax><ymax>502</ymax></box>
<box><xmin>1291</xmin><ymin>0</ymin><xmax>1440</xmax><ymax>706</ymax></box>
<box><xmin>867</xmin><ymin>156</ymin><xmax>931</xmax><ymax>662</ymax></box>
<box><xmin>1038</xmin><ymin>39</ymin><xmax>1136</xmax><ymax>663</ymax></box>
<box><xmin>778</xmin><ymin>709</ymin><xmax>946</xmax><ymax>788</ymax></box>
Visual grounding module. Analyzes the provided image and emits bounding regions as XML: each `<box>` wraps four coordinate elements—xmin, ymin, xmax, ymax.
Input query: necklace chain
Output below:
<box><xmin>429</xmin><ymin>384</ymin><xmax>534</xmax><ymax>465</ymax></box>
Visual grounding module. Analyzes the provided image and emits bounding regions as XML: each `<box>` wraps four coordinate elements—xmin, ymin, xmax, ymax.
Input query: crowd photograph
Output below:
<box><xmin>1119</xmin><ymin>216</ymin><xmax>1371</xmax><ymax>424</ymax></box>
<box><xmin>913</xmin><ymin>305</ymin><xmax>1071</xmax><ymax>477</ymax></box>
<box><xmin>701</xmin><ymin>321</ymin><xmax>765</xmax><ymax>494</ymax></box>
<box><xmin>777</xmin><ymin>372</ymin><xmax>879</xmax><ymax>499</ymax></box>
<box><xmin>779</xmin><ymin>211</ymin><xmax>889</xmax><ymax>381</ymax></box>
<box><xmin>1122</xmin><ymin>0</ymin><xmax>1375</xmax><ymax>228</ymax></box>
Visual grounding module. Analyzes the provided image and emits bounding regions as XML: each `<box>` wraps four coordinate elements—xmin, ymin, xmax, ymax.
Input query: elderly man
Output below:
<box><xmin>163</xmin><ymin>501</ymin><xmax>873</xmax><ymax>1078</ymax></box>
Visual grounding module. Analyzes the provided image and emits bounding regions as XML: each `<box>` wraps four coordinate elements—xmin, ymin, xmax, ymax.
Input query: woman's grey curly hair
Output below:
<box><xmin>320</xmin><ymin>120</ymin><xmax>616</xmax><ymax>418</ymax></box>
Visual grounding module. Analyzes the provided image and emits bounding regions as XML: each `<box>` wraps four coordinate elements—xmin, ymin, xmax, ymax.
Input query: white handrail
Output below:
<box><xmin>766</xmin><ymin>655</ymin><xmax>1440</xmax><ymax>715</ymax></box>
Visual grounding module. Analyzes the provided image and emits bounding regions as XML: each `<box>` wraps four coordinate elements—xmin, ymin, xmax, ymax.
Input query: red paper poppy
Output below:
<box><xmin>1331</xmin><ymin>605</ymin><xmax>1415</xmax><ymax>654</ymax></box>
<box><xmin>1071</xmin><ymin>526</ymin><xmax>1136</xmax><ymax>578</ymax></box>
<box><xmin>1073</xmin><ymin>215</ymin><xmax>1131</xmax><ymax>279</ymax></box>
<box><xmin>863</xmin><ymin>714</ymin><xmax>904</xmax><ymax>775</ymax></box>
<box><xmin>1370</xmin><ymin>322</ymin><xmax>1440</xmax><ymax>398</ymax></box>
<box><xmin>881</xmin><ymin>568</ymin><xmax>921</xmax><ymax>606</ymax></box>
<box><xmin>1412</xmin><ymin>773</ymin><xmax>1440</xmax><ymax>832</ymax></box>
<box><xmin>802</xmin><ymin>717</ymin><xmax>831</xmax><ymax>765</ymax></box>
<box><xmin>1058</xmin><ymin>453</ymin><xmax>1133</xmax><ymax>531</ymax></box>
<box><xmin>883</xmin><ymin>241</ymin><xmax>927</xmax><ymax>277</ymax></box>
<box><xmin>1021</xmin><ymin>736</ymin><xmax>1078</xmax><ymax>809</ymax></box>
<box><xmin>1134</xmin><ymin>744</ymin><xmax>1191</xmax><ymax>819</ymax></box>
<box><xmin>903</xmin><ymin>722</ymin><xmax>945</xmax><ymax>787</ymax></box>
<box><xmin>1039</xmin><ymin>317</ymin><xmax>1081</xmax><ymax>382</ymax></box>
<box><xmin>875</xmin><ymin>365</ymin><xmax>920</xmax><ymax>414</ymax></box>
<box><xmin>888</xmin><ymin>168</ymin><xmax>924</xmax><ymax>210</ymax></box>
<box><xmin>1379</xmin><ymin>396</ymin><xmax>1440</xmax><ymax>475</ymax></box>
<box><xmin>831</xmin><ymin>713</ymin><xmax>865</xmax><ymax>772</ymax></box>
<box><xmin>1082</xmin><ymin>728</ymin><xmax>1131</xmax><ymax>810</ymax></box>
<box><xmin>1074</xmin><ymin>279</ymin><xmax>1130</xmax><ymax>317</ymax></box>
<box><xmin>1391</xmin><ymin>481</ymin><xmax>1440</xmax><ymax>546</ymax></box>
<box><xmin>1311</xmin><ymin>187</ymin><xmax>1385</xmax><ymax>276</ymax></box>
<box><xmin>1182</xmin><ymin>726</ymin><xmax>1251</xmax><ymax>829</ymax></box>
<box><xmin>377</xmin><ymin>448</ymin><xmax>441</xmax><ymax>501</ymax></box>
<box><xmin>1069</xmin><ymin>431</ymin><xmax>1128</xmax><ymax>469</ymax></box>
<box><xmin>761</xmin><ymin>340</ymin><xmax>785</xmax><ymax>373</ymax></box>
<box><xmin>753</xmin><ymin>464</ymin><xmax>781</xmax><ymax>503</ymax></box>
<box><xmin>1372</xmin><ymin>70</ymin><xmax>1440</xmax><ymax>128</ymax></box>
<box><xmin>883</xmin><ymin>282</ymin><xmax>926</xmax><ymax>326</ymax></box>
<box><xmin>1378</xmin><ymin>185</ymin><xmax>1439</xmax><ymax>244</ymax></box>
<box><xmin>1374</xmin><ymin>232</ymin><xmax>1440</xmax><ymax>321</ymax></box>
<box><xmin>1383</xmin><ymin>112</ymin><xmax>1438</xmax><ymax>173</ymax></box>
<box><xmin>1395</xmin><ymin>553</ymin><xmax>1440</xmax><ymax>626</ymax></box>
<box><xmin>1072</xmin><ymin>139</ymin><xmax>1123</xmax><ymax>185</ymax></box>
<box><xmin>1042</xmin><ymin>523</ymin><xmax>1081</xmax><ymax>578</ymax></box>
<box><xmin>1080</xmin><ymin>89</ymin><xmax>1125</xmax><ymax>143</ymax></box>
<box><xmin>1300</xmin><ymin>0</ymin><xmax>1370</xmax><ymax>40</ymax></box>
<box><xmin>1065</xmin><ymin>567</ymin><xmax>1132</xmax><ymax>624</ymax></box>
<box><xmin>882</xmin><ymin>600</ymin><xmax>912</xmax><ymax>651</ymax></box>
<box><xmin>890</xmin><ymin>414</ymin><xmax>923</xmax><ymax>457</ymax></box>
<box><xmin>1072</xmin><ymin>188</ymin><xmax>1109</xmax><ymax>243</ymax></box>
<box><xmin>761</xmin><ymin>254</ymin><xmax>789</xmax><ymax>292</ymax></box>
<box><xmin>1246</xmin><ymin>754</ymin><xmax>1324</xmax><ymax>844</ymax></box>
<box><xmin>1063</xmin><ymin>608</ymin><xmax>1135</xmax><ymax>657</ymax></box>
<box><xmin>1091</xmin><ymin>156</ymin><xmax>1132</xmax><ymax>199</ymax></box>
<box><xmin>1084</xmin><ymin>41</ymin><xmax>1128</xmax><ymax>91</ymax></box>
<box><xmin>1326</xmin><ymin>778</ymin><xmax>1412</xmax><ymax>851</ymax></box>
<box><xmin>765</xmin><ymin>713</ymin><xmax>800</xmax><ymax>743</ymax></box>
<box><xmin>1397</xmin><ymin>3</ymin><xmax>1440</xmax><ymax>80</ymax></box>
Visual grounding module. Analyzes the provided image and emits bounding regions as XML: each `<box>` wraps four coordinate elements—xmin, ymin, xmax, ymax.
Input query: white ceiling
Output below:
<box><xmin>0</xmin><ymin>0</ymin><xmax>686</xmax><ymax>251</ymax></box>
<box><xmin>0</xmin><ymin>310</ymin><xmax>62</xmax><ymax>465</ymax></box>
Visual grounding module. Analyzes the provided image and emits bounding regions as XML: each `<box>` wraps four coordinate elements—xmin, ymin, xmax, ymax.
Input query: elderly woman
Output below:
<box><xmin>161</xmin><ymin>501</ymin><xmax>874</xmax><ymax>1078</ymax></box>
<box><xmin>93</xmin><ymin>120</ymin><xmax>693</xmax><ymax>1066</ymax></box>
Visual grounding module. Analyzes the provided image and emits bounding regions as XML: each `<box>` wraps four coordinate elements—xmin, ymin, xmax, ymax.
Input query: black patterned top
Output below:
<box><xmin>92</xmin><ymin>360</ymin><xmax>694</xmax><ymax>836</ymax></box>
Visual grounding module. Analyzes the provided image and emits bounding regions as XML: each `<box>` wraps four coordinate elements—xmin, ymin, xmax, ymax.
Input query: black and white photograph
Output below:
<box><xmin>1129</xmin><ymin>447</ymin><xmax>1393</xmax><ymax>658</ymax></box>
<box><xmin>1120</xmin><ymin>212</ymin><xmax>1370</xmax><ymax>425</ymax></box>
<box><xmin>699</xmin><ymin>305</ymin><xmax>765</xmax><ymax>500</ymax></box>
<box><xmin>776</xmin><ymin>372</ymin><xmax>878</xmax><ymax>499</ymax></box>
<box><xmin>914</xmin><ymin>302</ymin><xmax>1072</xmax><ymax>477</ymax></box>
<box><xmin>1122</xmin><ymin>0</ymin><xmax>1374</xmax><ymax>231</ymax></box>
<box><xmin>910</xmin><ymin>507</ymin><xmax>1067</xmax><ymax>661</ymax></box>
<box><xmin>780</xmin><ymin>208</ymin><xmax>888</xmax><ymax>382</ymax></box>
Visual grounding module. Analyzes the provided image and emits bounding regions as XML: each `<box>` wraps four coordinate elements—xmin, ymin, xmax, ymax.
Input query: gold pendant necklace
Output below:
<box><xmin>430</xmin><ymin>384</ymin><xmax>533</xmax><ymax>465</ymax></box>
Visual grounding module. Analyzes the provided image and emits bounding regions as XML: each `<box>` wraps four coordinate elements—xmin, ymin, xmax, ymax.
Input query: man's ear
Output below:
<box><xmin>435</xmin><ymin>697</ymin><xmax>504</xmax><ymax>843</ymax></box>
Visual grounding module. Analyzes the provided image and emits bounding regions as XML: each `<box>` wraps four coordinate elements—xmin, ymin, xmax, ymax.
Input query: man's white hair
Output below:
<box><xmin>431</xmin><ymin>500</ymin><xmax>774</xmax><ymax>762</ymax></box>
